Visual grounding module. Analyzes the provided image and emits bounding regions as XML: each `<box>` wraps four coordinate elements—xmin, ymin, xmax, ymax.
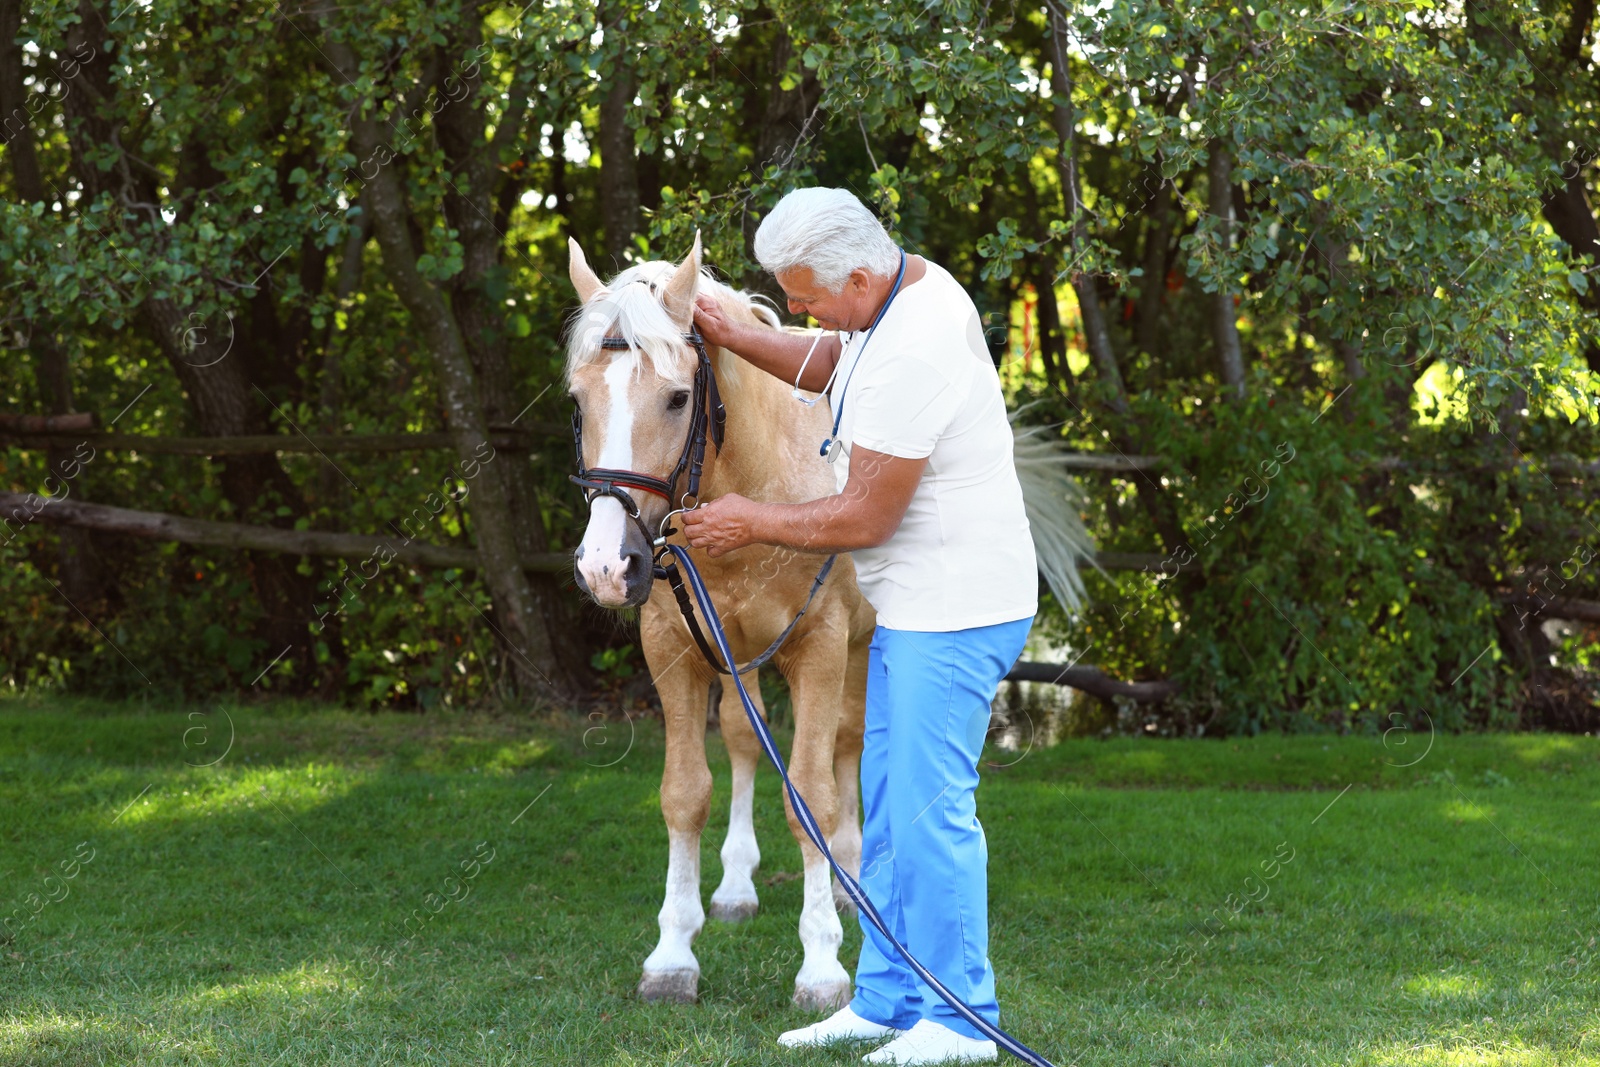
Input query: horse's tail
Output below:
<box><xmin>1011</xmin><ymin>408</ymin><xmax>1098</xmax><ymax>612</ymax></box>
<box><xmin>748</xmin><ymin>301</ymin><xmax>783</xmax><ymax>329</ymax></box>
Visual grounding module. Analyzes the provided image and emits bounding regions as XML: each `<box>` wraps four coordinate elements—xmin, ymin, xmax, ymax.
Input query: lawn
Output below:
<box><xmin>1</xmin><ymin>694</ymin><xmax>1597</xmax><ymax>1066</ymax></box>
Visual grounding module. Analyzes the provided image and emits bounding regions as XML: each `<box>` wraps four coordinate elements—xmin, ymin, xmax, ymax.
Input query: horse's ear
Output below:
<box><xmin>660</xmin><ymin>231</ymin><xmax>702</xmax><ymax>330</ymax></box>
<box><xmin>568</xmin><ymin>237</ymin><xmax>604</xmax><ymax>304</ymax></box>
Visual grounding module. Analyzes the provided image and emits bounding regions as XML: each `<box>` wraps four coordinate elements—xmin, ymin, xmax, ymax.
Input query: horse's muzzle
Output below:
<box><xmin>573</xmin><ymin>541</ymin><xmax>654</xmax><ymax>608</ymax></box>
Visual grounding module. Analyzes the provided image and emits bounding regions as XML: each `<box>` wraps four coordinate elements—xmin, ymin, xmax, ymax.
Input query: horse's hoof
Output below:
<box><xmin>792</xmin><ymin>978</ymin><xmax>852</xmax><ymax>1012</ymax></box>
<box><xmin>709</xmin><ymin>899</ymin><xmax>759</xmax><ymax>923</ymax></box>
<box><xmin>638</xmin><ymin>968</ymin><xmax>699</xmax><ymax>1003</ymax></box>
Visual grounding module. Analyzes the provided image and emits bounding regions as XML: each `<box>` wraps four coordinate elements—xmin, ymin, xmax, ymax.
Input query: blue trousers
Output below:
<box><xmin>848</xmin><ymin>617</ymin><xmax>1033</xmax><ymax>1040</ymax></box>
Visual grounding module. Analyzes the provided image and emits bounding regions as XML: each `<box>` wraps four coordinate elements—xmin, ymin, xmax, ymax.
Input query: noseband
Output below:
<box><xmin>569</xmin><ymin>329</ymin><xmax>726</xmax><ymax>550</ymax></box>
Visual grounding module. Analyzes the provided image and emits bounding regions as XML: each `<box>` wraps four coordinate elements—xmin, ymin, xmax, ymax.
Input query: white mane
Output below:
<box><xmin>564</xmin><ymin>263</ymin><xmax>779</xmax><ymax>388</ymax></box>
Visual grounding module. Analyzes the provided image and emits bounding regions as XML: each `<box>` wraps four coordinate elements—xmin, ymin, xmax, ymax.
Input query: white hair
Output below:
<box><xmin>753</xmin><ymin>187</ymin><xmax>901</xmax><ymax>293</ymax></box>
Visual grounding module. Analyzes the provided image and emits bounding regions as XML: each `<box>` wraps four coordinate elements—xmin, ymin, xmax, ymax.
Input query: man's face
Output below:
<box><xmin>773</xmin><ymin>265</ymin><xmax>874</xmax><ymax>331</ymax></box>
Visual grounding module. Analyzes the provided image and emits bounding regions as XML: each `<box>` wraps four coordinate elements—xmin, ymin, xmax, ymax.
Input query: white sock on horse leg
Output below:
<box><xmin>639</xmin><ymin>828</ymin><xmax>704</xmax><ymax>1002</ymax></box>
<box><xmin>710</xmin><ymin>756</ymin><xmax>761</xmax><ymax>921</ymax></box>
<box><xmin>793</xmin><ymin>850</ymin><xmax>851</xmax><ymax>1011</ymax></box>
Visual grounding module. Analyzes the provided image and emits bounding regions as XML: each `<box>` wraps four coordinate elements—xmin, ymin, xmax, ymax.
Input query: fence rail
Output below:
<box><xmin>0</xmin><ymin>427</ymin><xmax>566</xmax><ymax>455</ymax></box>
<box><xmin>1</xmin><ymin>492</ymin><xmax>567</xmax><ymax>572</ymax></box>
<box><xmin>0</xmin><ymin>492</ymin><xmax>1164</xmax><ymax>575</ymax></box>
<box><xmin>1004</xmin><ymin>660</ymin><xmax>1180</xmax><ymax>702</ymax></box>
<box><xmin>6</xmin><ymin>423</ymin><xmax>1596</xmax><ymax>476</ymax></box>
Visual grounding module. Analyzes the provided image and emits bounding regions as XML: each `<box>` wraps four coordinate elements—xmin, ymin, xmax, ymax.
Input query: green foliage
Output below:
<box><xmin>0</xmin><ymin>0</ymin><xmax>1595</xmax><ymax>724</ymax></box>
<box><xmin>588</xmin><ymin>643</ymin><xmax>637</xmax><ymax>679</ymax></box>
<box><xmin>1031</xmin><ymin>362</ymin><xmax>1596</xmax><ymax>734</ymax></box>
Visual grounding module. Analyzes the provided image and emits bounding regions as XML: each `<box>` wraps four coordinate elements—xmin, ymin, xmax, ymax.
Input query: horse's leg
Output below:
<box><xmin>639</xmin><ymin>659</ymin><xmax>714</xmax><ymax>1003</ymax></box>
<box><xmin>830</xmin><ymin>630</ymin><xmax>869</xmax><ymax>916</ymax></box>
<box><xmin>779</xmin><ymin>633</ymin><xmax>851</xmax><ymax>1012</ymax></box>
<box><xmin>710</xmin><ymin>672</ymin><xmax>764</xmax><ymax>922</ymax></box>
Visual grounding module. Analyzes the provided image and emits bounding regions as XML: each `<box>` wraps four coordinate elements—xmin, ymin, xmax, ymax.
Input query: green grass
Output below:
<box><xmin>2</xmin><ymin>693</ymin><xmax>1598</xmax><ymax>1066</ymax></box>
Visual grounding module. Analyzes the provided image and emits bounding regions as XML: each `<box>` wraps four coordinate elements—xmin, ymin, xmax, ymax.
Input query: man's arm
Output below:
<box><xmin>692</xmin><ymin>294</ymin><xmax>842</xmax><ymax>393</ymax></box>
<box><xmin>681</xmin><ymin>446</ymin><xmax>925</xmax><ymax>556</ymax></box>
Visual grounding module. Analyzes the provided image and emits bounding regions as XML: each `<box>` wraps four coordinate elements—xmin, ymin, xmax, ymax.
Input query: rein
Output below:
<box><xmin>664</xmin><ymin>543</ymin><xmax>1060</xmax><ymax>1067</ymax></box>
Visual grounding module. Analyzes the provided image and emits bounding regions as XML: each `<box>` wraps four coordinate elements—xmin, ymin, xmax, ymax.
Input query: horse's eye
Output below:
<box><xmin>668</xmin><ymin>390</ymin><xmax>690</xmax><ymax>411</ymax></box>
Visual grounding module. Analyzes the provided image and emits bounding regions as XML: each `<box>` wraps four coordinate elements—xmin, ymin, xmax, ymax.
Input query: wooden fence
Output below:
<box><xmin>6</xmin><ymin>412</ymin><xmax>1596</xmax><ymax>702</ymax></box>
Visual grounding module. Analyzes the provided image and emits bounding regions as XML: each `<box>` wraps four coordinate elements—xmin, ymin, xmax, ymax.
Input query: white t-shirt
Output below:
<box><xmin>827</xmin><ymin>260</ymin><xmax>1037</xmax><ymax>632</ymax></box>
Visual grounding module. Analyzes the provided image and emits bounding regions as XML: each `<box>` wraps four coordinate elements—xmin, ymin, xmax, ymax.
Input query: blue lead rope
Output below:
<box><xmin>663</xmin><ymin>545</ymin><xmax>1059</xmax><ymax>1067</ymax></box>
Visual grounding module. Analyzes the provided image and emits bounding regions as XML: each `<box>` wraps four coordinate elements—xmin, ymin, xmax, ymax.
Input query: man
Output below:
<box><xmin>683</xmin><ymin>187</ymin><xmax>1037</xmax><ymax>1066</ymax></box>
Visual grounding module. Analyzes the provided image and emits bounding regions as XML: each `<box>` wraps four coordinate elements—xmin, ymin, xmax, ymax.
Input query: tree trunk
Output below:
<box><xmin>597</xmin><ymin>4</ymin><xmax>640</xmax><ymax>267</ymax></box>
<box><xmin>741</xmin><ymin>23</ymin><xmax>823</xmax><ymax>276</ymax></box>
<box><xmin>1047</xmin><ymin>14</ymin><xmax>1128</xmax><ymax>411</ymax></box>
<box><xmin>549</xmin><ymin>114</ymin><xmax>572</xmax><ymax>240</ymax></box>
<box><xmin>1540</xmin><ymin>172</ymin><xmax>1600</xmax><ymax>373</ymax></box>
<box><xmin>1134</xmin><ymin>168</ymin><xmax>1175</xmax><ymax>359</ymax></box>
<box><xmin>1320</xmin><ymin>238</ymin><xmax>1367</xmax><ymax>381</ymax></box>
<box><xmin>318</xmin><ymin>189</ymin><xmax>373</xmax><ymax>515</ymax></box>
<box><xmin>54</xmin><ymin>0</ymin><xmax>336</xmax><ymax>686</ymax></box>
<box><xmin>33</xmin><ymin>334</ymin><xmax>108</xmax><ymax>607</ymax></box>
<box><xmin>1028</xmin><ymin>257</ymin><xmax>1066</xmax><ymax>388</ymax></box>
<box><xmin>0</xmin><ymin>0</ymin><xmax>108</xmax><ymax>607</ymax></box>
<box><xmin>1207</xmin><ymin>141</ymin><xmax>1246</xmax><ymax>397</ymax></box>
<box><xmin>1021</xmin><ymin>177</ymin><xmax>1066</xmax><ymax>389</ymax></box>
<box><xmin>1558</xmin><ymin>0</ymin><xmax>1597</xmax><ymax>60</ymax></box>
<box><xmin>432</xmin><ymin>23</ymin><xmax>590</xmax><ymax>691</ymax></box>
<box><xmin>320</xmin><ymin>31</ymin><xmax>568</xmax><ymax>701</ymax></box>
<box><xmin>1047</xmin><ymin>9</ymin><xmax>1192</xmax><ymax>570</ymax></box>
<box><xmin>140</xmin><ymin>294</ymin><xmax>336</xmax><ymax>681</ymax></box>
<box><xmin>0</xmin><ymin>0</ymin><xmax>42</xmax><ymax>197</ymax></box>
<box><xmin>756</xmin><ymin>25</ymin><xmax>822</xmax><ymax>169</ymax></box>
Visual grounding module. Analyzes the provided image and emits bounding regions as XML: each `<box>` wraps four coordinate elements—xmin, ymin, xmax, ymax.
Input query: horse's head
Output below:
<box><xmin>565</xmin><ymin>235</ymin><xmax>705</xmax><ymax>608</ymax></box>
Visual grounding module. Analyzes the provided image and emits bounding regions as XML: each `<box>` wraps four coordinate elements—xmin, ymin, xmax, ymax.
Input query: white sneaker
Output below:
<box><xmin>861</xmin><ymin>1019</ymin><xmax>998</xmax><ymax>1064</ymax></box>
<box><xmin>778</xmin><ymin>1006</ymin><xmax>901</xmax><ymax>1048</ymax></box>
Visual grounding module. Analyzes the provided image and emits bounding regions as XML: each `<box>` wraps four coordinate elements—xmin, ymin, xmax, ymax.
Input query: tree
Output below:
<box><xmin>0</xmin><ymin>0</ymin><xmax>1594</xmax><ymax>727</ymax></box>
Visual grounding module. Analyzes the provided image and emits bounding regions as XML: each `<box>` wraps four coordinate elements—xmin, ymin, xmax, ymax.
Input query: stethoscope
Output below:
<box><xmin>789</xmin><ymin>249</ymin><xmax>908</xmax><ymax>465</ymax></box>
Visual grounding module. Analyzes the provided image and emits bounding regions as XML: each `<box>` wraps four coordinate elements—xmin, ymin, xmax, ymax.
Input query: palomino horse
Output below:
<box><xmin>566</xmin><ymin>235</ymin><xmax>873</xmax><ymax>1010</ymax></box>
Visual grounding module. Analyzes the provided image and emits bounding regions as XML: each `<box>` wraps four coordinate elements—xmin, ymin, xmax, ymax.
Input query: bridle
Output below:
<box><xmin>569</xmin><ymin>327</ymin><xmax>725</xmax><ymax>551</ymax></box>
<box><xmin>568</xmin><ymin>315</ymin><xmax>835</xmax><ymax>677</ymax></box>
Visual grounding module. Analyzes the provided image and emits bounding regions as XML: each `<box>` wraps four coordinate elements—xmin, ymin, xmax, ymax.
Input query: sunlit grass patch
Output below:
<box><xmin>177</xmin><ymin>960</ymin><xmax>349</xmax><ymax>1010</ymax></box>
<box><xmin>1370</xmin><ymin>1042</ymin><xmax>1597</xmax><ymax>1066</ymax></box>
<box><xmin>480</xmin><ymin>739</ymin><xmax>554</xmax><ymax>775</ymax></box>
<box><xmin>1403</xmin><ymin>971</ymin><xmax>1493</xmax><ymax>1005</ymax></box>
<box><xmin>0</xmin><ymin>1012</ymin><xmax>142</xmax><ymax>1063</ymax></box>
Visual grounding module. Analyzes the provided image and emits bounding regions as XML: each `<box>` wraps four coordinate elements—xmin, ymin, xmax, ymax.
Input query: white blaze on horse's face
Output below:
<box><xmin>570</xmin><ymin>351</ymin><xmax>695</xmax><ymax>608</ymax></box>
<box><xmin>567</xmin><ymin>232</ymin><xmax>704</xmax><ymax>610</ymax></box>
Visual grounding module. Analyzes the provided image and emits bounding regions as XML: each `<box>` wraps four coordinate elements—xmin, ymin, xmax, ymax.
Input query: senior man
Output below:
<box><xmin>683</xmin><ymin>187</ymin><xmax>1036</xmax><ymax>1066</ymax></box>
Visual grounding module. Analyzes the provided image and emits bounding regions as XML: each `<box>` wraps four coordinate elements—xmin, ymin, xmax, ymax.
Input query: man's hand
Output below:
<box><xmin>681</xmin><ymin>448</ymin><xmax>925</xmax><ymax>558</ymax></box>
<box><xmin>690</xmin><ymin>293</ymin><xmax>841</xmax><ymax>391</ymax></box>
<box><xmin>692</xmin><ymin>293</ymin><xmax>739</xmax><ymax>351</ymax></box>
<box><xmin>681</xmin><ymin>493</ymin><xmax>763</xmax><ymax>557</ymax></box>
